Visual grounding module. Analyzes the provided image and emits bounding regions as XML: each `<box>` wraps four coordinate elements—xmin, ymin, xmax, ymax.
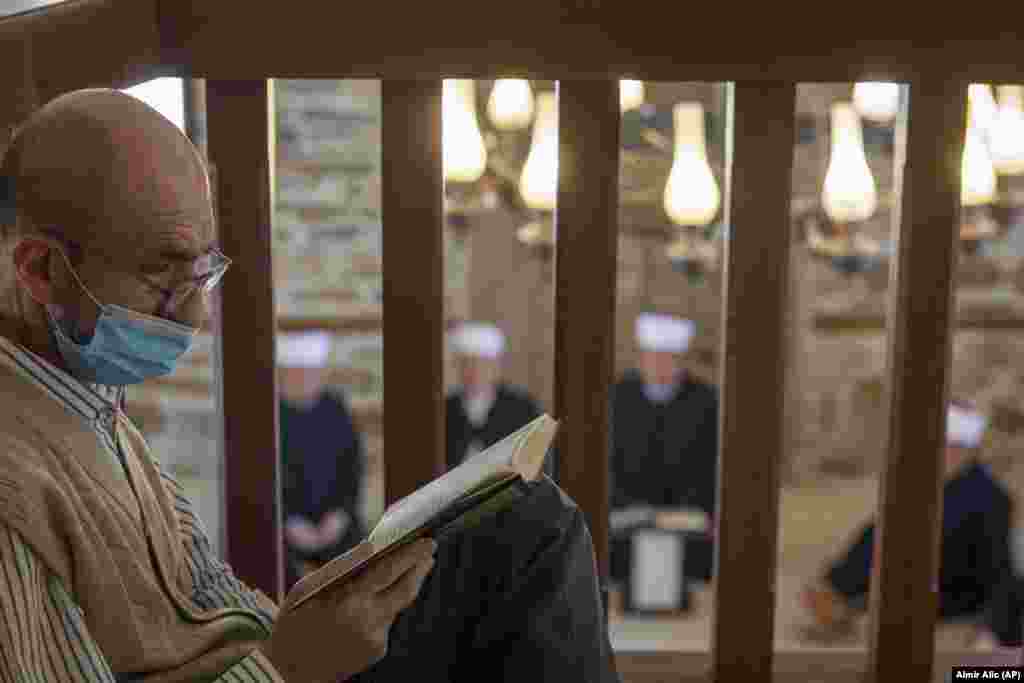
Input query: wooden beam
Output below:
<box><xmin>381</xmin><ymin>81</ymin><xmax>446</xmax><ymax>506</ymax></box>
<box><xmin>867</xmin><ymin>80</ymin><xmax>966</xmax><ymax>682</ymax></box>
<box><xmin>552</xmin><ymin>81</ymin><xmax>619</xmax><ymax>586</ymax></box>
<box><xmin>712</xmin><ymin>82</ymin><xmax>796</xmax><ymax>681</ymax></box>
<box><xmin>183</xmin><ymin>78</ymin><xmax>206</xmax><ymax>159</ymax></box>
<box><xmin>206</xmin><ymin>79</ymin><xmax>284</xmax><ymax>601</ymax></box>
<box><xmin>0</xmin><ymin>0</ymin><xmax>168</xmax><ymax>105</ymax></box>
<box><xmin>162</xmin><ymin>2</ymin><xmax>1024</xmax><ymax>82</ymax></box>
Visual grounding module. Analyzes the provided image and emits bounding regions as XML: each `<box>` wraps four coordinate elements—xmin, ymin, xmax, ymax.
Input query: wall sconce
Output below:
<box><xmin>659</xmin><ymin>101</ymin><xmax>722</xmax><ymax>281</ymax></box>
<box><xmin>991</xmin><ymin>85</ymin><xmax>1024</xmax><ymax>176</ymax></box>
<box><xmin>443</xmin><ymin>79</ymin><xmax>488</xmax><ymax>185</ymax></box>
<box><xmin>663</xmin><ymin>102</ymin><xmax>720</xmax><ymax>229</ymax></box>
<box><xmin>518</xmin><ymin>92</ymin><xmax>558</xmax><ymax>213</ymax></box>
<box><xmin>514</xmin><ymin>92</ymin><xmax>559</xmax><ymax>265</ymax></box>
<box><xmin>962</xmin><ymin>121</ymin><xmax>998</xmax><ymax>208</ymax></box>
<box><xmin>822</xmin><ymin>103</ymin><xmax>878</xmax><ymax>227</ymax></box>
<box><xmin>960</xmin><ymin>116</ymin><xmax>1000</xmax><ymax>242</ymax></box>
<box><xmin>852</xmin><ymin>82</ymin><xmax>900</xmax><ymax>124</ymax></box>
<box><xmin>620</xmin><ymin>80</ymin><xmax>645</xmax><ymax>112</ymax></box>
<box><xmin>968</xmin><ymin>84</ymin><xmax>999</xmax><ymax>136</ymax></box>
<box><xmin>487</xmin><ymin>79</ymin><xmax>534</xmax><ymax>131</ymax></box>
<box><xmin>443</xmin><ymin>79</ymin><xmax>491</xmax><ymax>243</ymax></box>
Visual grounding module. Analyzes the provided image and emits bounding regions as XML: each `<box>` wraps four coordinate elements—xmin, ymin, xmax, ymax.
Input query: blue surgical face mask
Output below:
<box><xmin>45</xmin><ymin>248</ymin><xmax>198</xmax><ymax>386</ymax></box>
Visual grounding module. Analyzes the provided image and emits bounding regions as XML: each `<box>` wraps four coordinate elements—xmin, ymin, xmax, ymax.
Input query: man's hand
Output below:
<box><xmin>652</xmin><ymin>507</ymin><xmax>708</xmax><ymax>533</ymax></box>
<box><xmin>800</xmin><ymin>580</ymin><xmax>851</xmax><ymax>627</ymax></box>
<box><xmin>285</xmin><ymin>516</ymin><xmax>322</xmax><ymax>552</ymax></box>
<box><xmin>262</xmin><ymin>538</ymin><xmax>437</xmax><ymax>682</ymax></box>
<box><xmin>319</xmin><ymin>509</ymin><xmax>351</xmax><ymax>546</ymax></box>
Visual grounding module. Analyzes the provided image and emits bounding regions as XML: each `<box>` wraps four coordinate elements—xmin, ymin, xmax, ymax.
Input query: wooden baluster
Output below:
<box><xmin>712</xmin><ymin>81</ymin><xmax>796</xmax><ymax>682</ymax></box>
<box><xmin>867</xmin><ymin>79</ymin><xmax>966</xmax><ymax>682</ymax></box>
<box><xmin>553</xmin><ymin>80</ymin><xmax>619</xmax><ymax>599</ymax></box>
<box><xmin>206</xmin><ymin>79</ymin><xmax>283</xmax><ymax>601</ymax></box>
<box><xmin>381</xmin><ymin>80</ymin><xmax>446</xmax><ymax>506</ymax></box>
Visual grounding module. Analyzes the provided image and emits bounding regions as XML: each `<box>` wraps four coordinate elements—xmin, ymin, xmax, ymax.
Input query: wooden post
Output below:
<box><xmin>553</xmin><ymin>80</ymin><xmax>619</xmax><ymax>587</ymax></box>
<box><xmin>206</xmin><ymin>79</ymin><xmax>284</xmax><ymax>601</ymax></box>
<box><xmin>712</xmin><ymin>82</ymin><xmax>796</xmax><ymax>681</ymax></box>
<box><xmin>381</xmin><ymin>80</ymin><xmax>446</xmax><ymax>506</ymax></box>
<box><xmin>183</xmin><ymin>78</ymin><xmax>207</xmax><ymax>160</ymax></box>
<box><xmin>867</xmin><ymin>79</ymin><xmax>966</xmax><ymax>682</ymax></box>
<box><xmin>0</xmin><ymin>21</ymin><xmax>38</xmax><ymax>137</ymax></box>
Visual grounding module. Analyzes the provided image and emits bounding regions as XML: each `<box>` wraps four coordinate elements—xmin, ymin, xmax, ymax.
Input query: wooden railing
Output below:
<box><xmin>2</xmin><ymin>2</ymin><xmax>1019</xmax><ymax>680</ymax></box>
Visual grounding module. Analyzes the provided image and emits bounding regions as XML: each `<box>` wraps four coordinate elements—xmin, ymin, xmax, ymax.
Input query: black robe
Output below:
<box><xmin>349</xmin><ymin>475</ymin><xmax>621</xmax><ymax>683</ymax></box>
<box><xmin>827</xmin><ymin>460</ymin><xmax>1019</xmax><ymax>644</ymax></box>
<box><xmin>608</xmin><ymin>370</ymin><xmax>719</xmax><ymax>582</ymax></box>
<box><xmin>279</xmin><ymin>390</ymin><xmax>366</xmax><ymax>588</ymax></box>
<box><xmin>445</xmin><ymin>383</ymin><xmax>557</xmax><ymax>478</ymax></box>
<box><xmin>987</xmin><ymin>573</ymin><xmax>1024</xmax><ymax>647</ymax></box>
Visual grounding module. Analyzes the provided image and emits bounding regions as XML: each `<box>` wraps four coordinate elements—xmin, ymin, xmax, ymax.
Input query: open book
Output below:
<box><xmin>283</xmin><ymin>413</ymin><xmax>559</xmax><ymax>611</ymax></box>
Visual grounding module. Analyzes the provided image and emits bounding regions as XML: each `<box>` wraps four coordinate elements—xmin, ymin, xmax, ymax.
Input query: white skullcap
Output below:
<box><xmin>635</xmin><ymin>313</ymin><xmax>695</xmax><ymax>353</ymax></box>
<box><xmin>450</xmin><ymin>322</ymin><xmax>505</xmax><ymax>359</ymax></box>
<box><xmin>947</xmin><ymin>404</ymin><xmax>987</xmax><ymax>448</ymax></box>
<box><xmin>276</xmin><ymin>331</ymin><xmax>332</xmax><ymax>368</ymax></box>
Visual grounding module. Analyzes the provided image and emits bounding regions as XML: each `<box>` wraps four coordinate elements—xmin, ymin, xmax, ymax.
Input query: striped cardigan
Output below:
<box><xmin>0</xmin><ymin>337</ymin><xmax>284</xmax><ymax>681</ymax></box>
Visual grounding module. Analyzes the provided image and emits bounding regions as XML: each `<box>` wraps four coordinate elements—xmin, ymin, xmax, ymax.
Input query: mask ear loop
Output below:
<box><xmin>48</xmin><ymin>239</ymin><xmax>106</xmax><ymax>312</ymax></box>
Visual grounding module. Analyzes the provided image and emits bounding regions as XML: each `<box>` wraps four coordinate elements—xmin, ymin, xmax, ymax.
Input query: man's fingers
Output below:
<box><xmin>356</xmin><ymin>538</ymin><xmax>436</xmax><ymax>595</ymax></box>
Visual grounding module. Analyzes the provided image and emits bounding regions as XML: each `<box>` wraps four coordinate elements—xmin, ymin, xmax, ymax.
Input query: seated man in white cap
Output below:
<box><xmin>277</xmin><ymin>330</ymin><xmax>366</xmax><ymax>591</ymax></box>
<box><xmin>801</xmin><ymin>401</ymin><xmax>1019</xmax><ymax>647</ymax></box>
<box><xmin>608</xmin><ymin>312</ymin><xmax>719</xmax><ymax>593</ymax></box>
<box><xmin>445</xmin><ymin>321</ymin><xmax>554</xmax><ymax>476</ymax></box>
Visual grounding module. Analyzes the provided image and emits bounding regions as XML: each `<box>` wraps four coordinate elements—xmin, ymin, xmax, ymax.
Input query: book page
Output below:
<box><xmin>367</xmin><ymin>416</ymin><xmax>546</xmax><ymax>548</ymax></box>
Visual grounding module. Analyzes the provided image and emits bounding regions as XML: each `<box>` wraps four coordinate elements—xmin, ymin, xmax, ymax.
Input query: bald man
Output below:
<box><xmin>0</xmin><ymin>90</ymin><xmax>618</xmax><ymax>682</ymax></box>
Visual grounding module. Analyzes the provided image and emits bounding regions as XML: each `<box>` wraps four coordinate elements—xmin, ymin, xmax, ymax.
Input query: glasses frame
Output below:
<box><xmin>37</xmin><ymin>229</ymin><xmax>232</xmax><ymax>319</ymax></box>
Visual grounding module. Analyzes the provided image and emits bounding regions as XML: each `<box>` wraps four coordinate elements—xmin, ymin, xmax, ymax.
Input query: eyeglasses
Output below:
<box><xmin>139</xmin><ymin>249</ymin><xmax>232</xmax><ymax>318</ymax></box>
<box><xmin>38</xmin><ymin>229</ymin><xmax>232</xmax><ymax>318</ymax></box>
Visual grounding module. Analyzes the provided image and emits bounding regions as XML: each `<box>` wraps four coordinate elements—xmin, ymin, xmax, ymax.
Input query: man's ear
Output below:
<box><xmin>12</xmin><ymin>238</ymin><xmax>57</xmax><ymax>305</ymax></box>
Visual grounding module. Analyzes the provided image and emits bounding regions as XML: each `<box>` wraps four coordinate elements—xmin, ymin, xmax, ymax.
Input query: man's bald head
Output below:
<box><xmin>0</xmin><ymin>88</ymin><xmax>217</xmax><ymax>364</ymax></box>
<box><xmin>3</xmin><ymin>88</ymin><xmax>213</xmax><ymax>255</ymax></box>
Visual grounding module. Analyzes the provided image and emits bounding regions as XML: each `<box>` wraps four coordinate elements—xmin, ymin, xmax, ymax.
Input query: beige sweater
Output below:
<box><xmin>0</xmin><ymin>338</ymin><xmax>281</xmax><ymax>680</ymax></box>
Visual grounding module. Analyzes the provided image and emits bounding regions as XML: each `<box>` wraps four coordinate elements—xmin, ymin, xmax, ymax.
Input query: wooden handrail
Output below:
<box><xmin>158</xmin><ymin>2</ymin><xmax>1024</xmax><ymax>83</ymax></box>
<box><xmin>0</xmin><ymin>0</ymin><xmax>167</xmax><ymax>103</ymax></box>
